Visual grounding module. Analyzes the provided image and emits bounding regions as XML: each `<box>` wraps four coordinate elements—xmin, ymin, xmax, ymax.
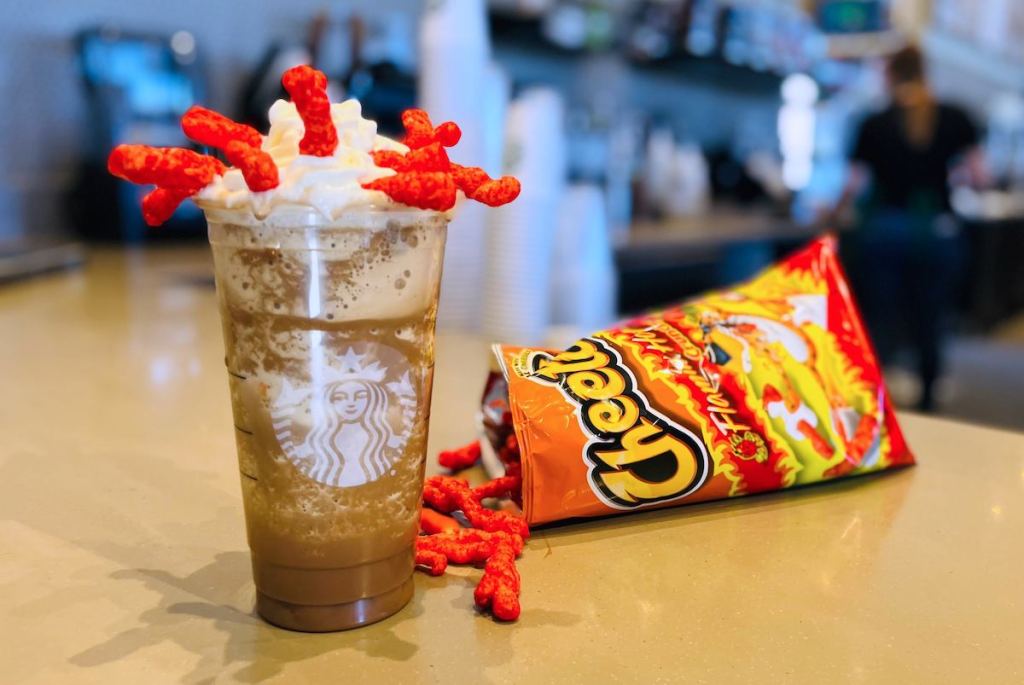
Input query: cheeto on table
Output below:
<box><xmin>1</xmin><ymin>246</ymin><xmax>1023</xmax><ymax>684</ymax></box>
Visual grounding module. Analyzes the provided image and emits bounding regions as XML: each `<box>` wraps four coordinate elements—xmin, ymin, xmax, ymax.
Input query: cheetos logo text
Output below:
<box><xmin>526</xmin><ymin>338</ymin><xmax>710</xmax><ymax>509</ymax></box>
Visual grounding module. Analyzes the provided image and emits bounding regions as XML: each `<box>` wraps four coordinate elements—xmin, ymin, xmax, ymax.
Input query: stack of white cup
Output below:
<box><xmin>481</xmin><ymin>63</ymin><xmax>511</xmax><ymax>178</ymax></box>
<box><xmin>482</xmin><ymin>88</ymin><xmax>567</xmax><ymax>345</ymax></box>
<box><xmin>419</xmin><ymin>0</ymin><xmax>491</xmax><ymax>331</ymax></box>
<box><xmin>549</xmin><ymin>183</ymin><xmax>618</xmax><ymax>343</ymax></box>
<box><xmin>418</xmin><ymin>0</ymin><xmax>488</xmax><ymax>151</ymax></box>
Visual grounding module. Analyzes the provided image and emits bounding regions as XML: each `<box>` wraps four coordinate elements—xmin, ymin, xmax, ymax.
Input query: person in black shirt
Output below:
<box><xmin>831</xmin><ymin>45</ymin><xmax>987</xmax><ymax>411</ymax></box>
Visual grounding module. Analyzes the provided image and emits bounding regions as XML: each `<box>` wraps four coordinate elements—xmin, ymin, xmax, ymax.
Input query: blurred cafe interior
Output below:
<box><xmin>2</xmin><ymin>0</ymin><xmax>1023</xmax><ymax>431</ymax></box>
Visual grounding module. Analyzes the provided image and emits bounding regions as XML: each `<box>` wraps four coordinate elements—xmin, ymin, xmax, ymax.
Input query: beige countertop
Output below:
<box><xmin>2</xmin><ymin>247</ymin><xmax>1023</xmax><ymax>684</ymax></box>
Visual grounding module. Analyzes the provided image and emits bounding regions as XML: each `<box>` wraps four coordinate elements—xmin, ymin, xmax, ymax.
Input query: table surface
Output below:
<box><xmin>2</xmin><ymin>247</ymin><xmax>1023</xmax><ymax>685</ymax></box>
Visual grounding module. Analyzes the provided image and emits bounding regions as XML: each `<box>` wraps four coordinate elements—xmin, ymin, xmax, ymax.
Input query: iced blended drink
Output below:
<box><xmin>107</xmin><ymin>65</ymin><xmax>519</xmax><ymax>631</ymax></box>
<box><xmin>207</xmin><ymin>208</ymin><xmax>446</xmax><ymax>630</ymax></box>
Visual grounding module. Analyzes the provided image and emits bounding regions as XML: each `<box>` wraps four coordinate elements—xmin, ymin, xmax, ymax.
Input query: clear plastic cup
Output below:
<box><xmin>204</xmin><ymin>204</ymin><xmax>447</xmax><ymax>631</ymax></box>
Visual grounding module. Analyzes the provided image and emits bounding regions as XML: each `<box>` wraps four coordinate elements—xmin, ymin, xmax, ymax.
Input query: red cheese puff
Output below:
<box><xmin>405</xmin><ymin>143</ymin><xmax>451</xmax><ymax>172</ymax></box>
<box><xmin>420</xmin><ymin>508</ymin><xmax>461</xmax><ymax>535</ymax></box>
<box><xmin>474</xmin><ymin>537</ymin><xmax>522</xmax><ymax>621</ymax></box>
<box><xmin>370</xmin><ymin>146</ymin><xmax>451</xmax><ymax>173</ymax></box>
<box><xmin>401</xmin><ymin>109</ymin><xmax>462</xmax><ymax>149</ymax></box>
<box><xmin>497</xmin><ymin>531</ymin><xmax>525</xmax><ymax>556</ymax></box>
<box><xmin>281</xmin><ymin>65</ymin><xmax>338</xmax><ymax>157</ymax></box>
<box><xmin>370</xmin><ymin>149</ymin><xmax>411</xmax><ymax>172</ymax></box>
<box><xmin>451</xmin><ymin>164</ymin><xmax>489</xmax><ymax>194</ymax></box>
<box><xmin>423</xmin><ymin>474</ymin><xmax>467</xmax><ymax>512</ymax></box>
<box><xmin>422</xmin><ymin>475</ymin><xmax>472</xmax><ymax>513</ymax></box>
<box><xmin>478</xmin><ymin>505</ymin><xmax>527</xmax><ymax>538</ymax></box>
<box><xmin>452</xmin><ymin>164</ymin><xmax>522</xmax><ymax>206</ymax></box>
<box><xmin>224</xmin><ymin>141</ymin><xmax>279</xmax><ymax>192</ymax></box>
<box><xmin>434</xmin><ymin>121</ymin><xmax>461</xmax><ymax>148</ymax></box>
<box><xmin>416</xmin><ymin>529</ymin><xmax>523</xmax><ymax>566</ymax></box>
<box><xmin>140</xmin><ymin>187</ymin><xmax>192</xmax><ymax>226</ymax></box>
<box><xmin>498</xmin><ymin>433</ymin><xmax>522</xmax><ymax>473</ymax></box>
<box><xmin>416</xmin><ymin>530</ymin><xmax>496</xmax><ymax>566</ymax></box>
<box><xmin>424</xmin><ymin>476</ymin><xmax>530</xmax><ymax>539</ymax></box>
<box><xmin>503</xmin><ymin>461</ymin><xmax>522</xmax><ymax>479</ymax></box>
<box><xmin>365</xmin><ymin>108</ymin><xmax>519</xmax><ymax>209</ymax></box>
<box><xmin>108</xmin><ymin>145</ymin><xmax>225</xmax><ymax>191</ymax></box>
<box><xmin>181</xmin><ymin>105</ymin><xmax>263</xmax><ymax>150</ymax></box>
<box><xmin>495</xmin><ymin>460</ymin><xmax>522</xmax><ymax>507</ymax></box>
<box><xmin>438</xmin><ymin>440</ymin><xmax>481</xmax><ymax>472</ymax></box>
<box><xmin>461</xmin><ymin>494</ymin><xmax>530</xmax><ymax>538</ymax></box>
<box><xmin>466</xmin><ymin>176</ymin><xmax>522</xmax><ymax>207</ymax></box>
<box><xmin>362</xmin><ymin>171</ymin><xmax>458</xmax><ymax>212</ymax></box>
<box><xmin>415</xmin><ymin>548</ymin><xmax>448</xmax><ymax>576</ymax></box>
<box><xmin>401</xmin><ymin>109</ymin><xmax>433</xmax><ymax>147</ymax></box>
<box><xmin>473</xmin><ymin>475</ymin><xmax>521</xmax><ymax>501</ymax></box>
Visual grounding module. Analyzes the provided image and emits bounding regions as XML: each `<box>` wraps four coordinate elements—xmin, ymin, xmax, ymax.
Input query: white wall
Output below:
<box><xmin>0</xmin><ymin>0</ymin><xmax>417</xmax><ymax>242</ymax></box>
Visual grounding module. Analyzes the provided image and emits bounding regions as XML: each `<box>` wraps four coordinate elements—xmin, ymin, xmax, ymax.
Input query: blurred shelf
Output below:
<box><xmin>489</xmin><ymin>12</ymin><xmax>783</xmax><ymax>96</ymax></box>
<box><xmin>614</xmin><ymin>204</ymin><xmax>816</xmax><ymax>312</ymax></box>
<box><xmin>617</xmin><ymin>205</ymin><xmax>813</xmax><ymax>268</ymax></box>
<box><xmin>821</xmin><ymin>30</ymin><xmax>904</xmax><ymax>60</ymax></box>
<box><xmin>633</xmin><ymin>54</ymin><xmax>783</xmax><ymax>96</ymax></box>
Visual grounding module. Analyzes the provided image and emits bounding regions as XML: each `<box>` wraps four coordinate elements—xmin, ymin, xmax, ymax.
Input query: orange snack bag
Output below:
<box><xmin>490</xmin><ymin>237</ymin><xmax>914</xmax><ymax>525</ymax></box>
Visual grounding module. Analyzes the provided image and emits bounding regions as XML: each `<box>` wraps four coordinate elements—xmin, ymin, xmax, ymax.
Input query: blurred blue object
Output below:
<box><xmin>81</xmin><ymin>34</ymin><xmax>195</xmax><ymax>117</ymax></box>
<box><xmin>817</xmin><ymin>0</ymin><xmax>886</xmax><ymax>34</ymax></box>
<box><xmin>72</xmin><ymin>27</ymin><xmax>207</xmax><ymax>241</ymax></box>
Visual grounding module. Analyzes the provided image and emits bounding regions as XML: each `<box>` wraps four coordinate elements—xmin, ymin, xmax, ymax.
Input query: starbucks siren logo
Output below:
<box><xmin>271</xmin><ymin>348</ymin><xmax>417</xmax><ymax>487</ymax></box>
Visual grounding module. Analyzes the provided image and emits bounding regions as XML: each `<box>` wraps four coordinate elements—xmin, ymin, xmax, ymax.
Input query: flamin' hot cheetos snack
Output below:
<box><xmin>490</xmin><ymin>237</ymin><xmax>914</xmax><ymax>525</ymax></box>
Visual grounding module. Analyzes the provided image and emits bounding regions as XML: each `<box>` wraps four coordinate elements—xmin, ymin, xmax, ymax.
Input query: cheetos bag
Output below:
<box><xmin>486</xmin><ymin>237</ymin><xmax>914</xmax><ymax>526</ymax></box>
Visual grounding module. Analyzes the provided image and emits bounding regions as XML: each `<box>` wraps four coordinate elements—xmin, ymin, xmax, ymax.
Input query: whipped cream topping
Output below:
<box><xmin>197</xmin><ymin>99</ymin><xmax>408</xmax><ymax>218</ymax></box>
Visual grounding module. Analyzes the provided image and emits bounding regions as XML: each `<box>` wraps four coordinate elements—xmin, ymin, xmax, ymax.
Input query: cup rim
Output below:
<box><xmin>195</xmin><ymin>200</ymin><xmax>448</xmax><ymax>228</ymax></box>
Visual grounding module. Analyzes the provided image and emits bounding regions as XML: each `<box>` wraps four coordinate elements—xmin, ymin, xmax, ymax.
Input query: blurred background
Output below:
<box><xmin>2</xmin><ymin>0</ymin><xmax>1023</xmax><ymax>430</ymax></box>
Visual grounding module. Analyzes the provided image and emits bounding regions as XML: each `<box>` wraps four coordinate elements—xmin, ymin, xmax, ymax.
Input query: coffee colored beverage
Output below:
<box><xmin>206</xmin><ymin>206</ymin><xmax>447</xmax><ymax>631</ymax></box>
